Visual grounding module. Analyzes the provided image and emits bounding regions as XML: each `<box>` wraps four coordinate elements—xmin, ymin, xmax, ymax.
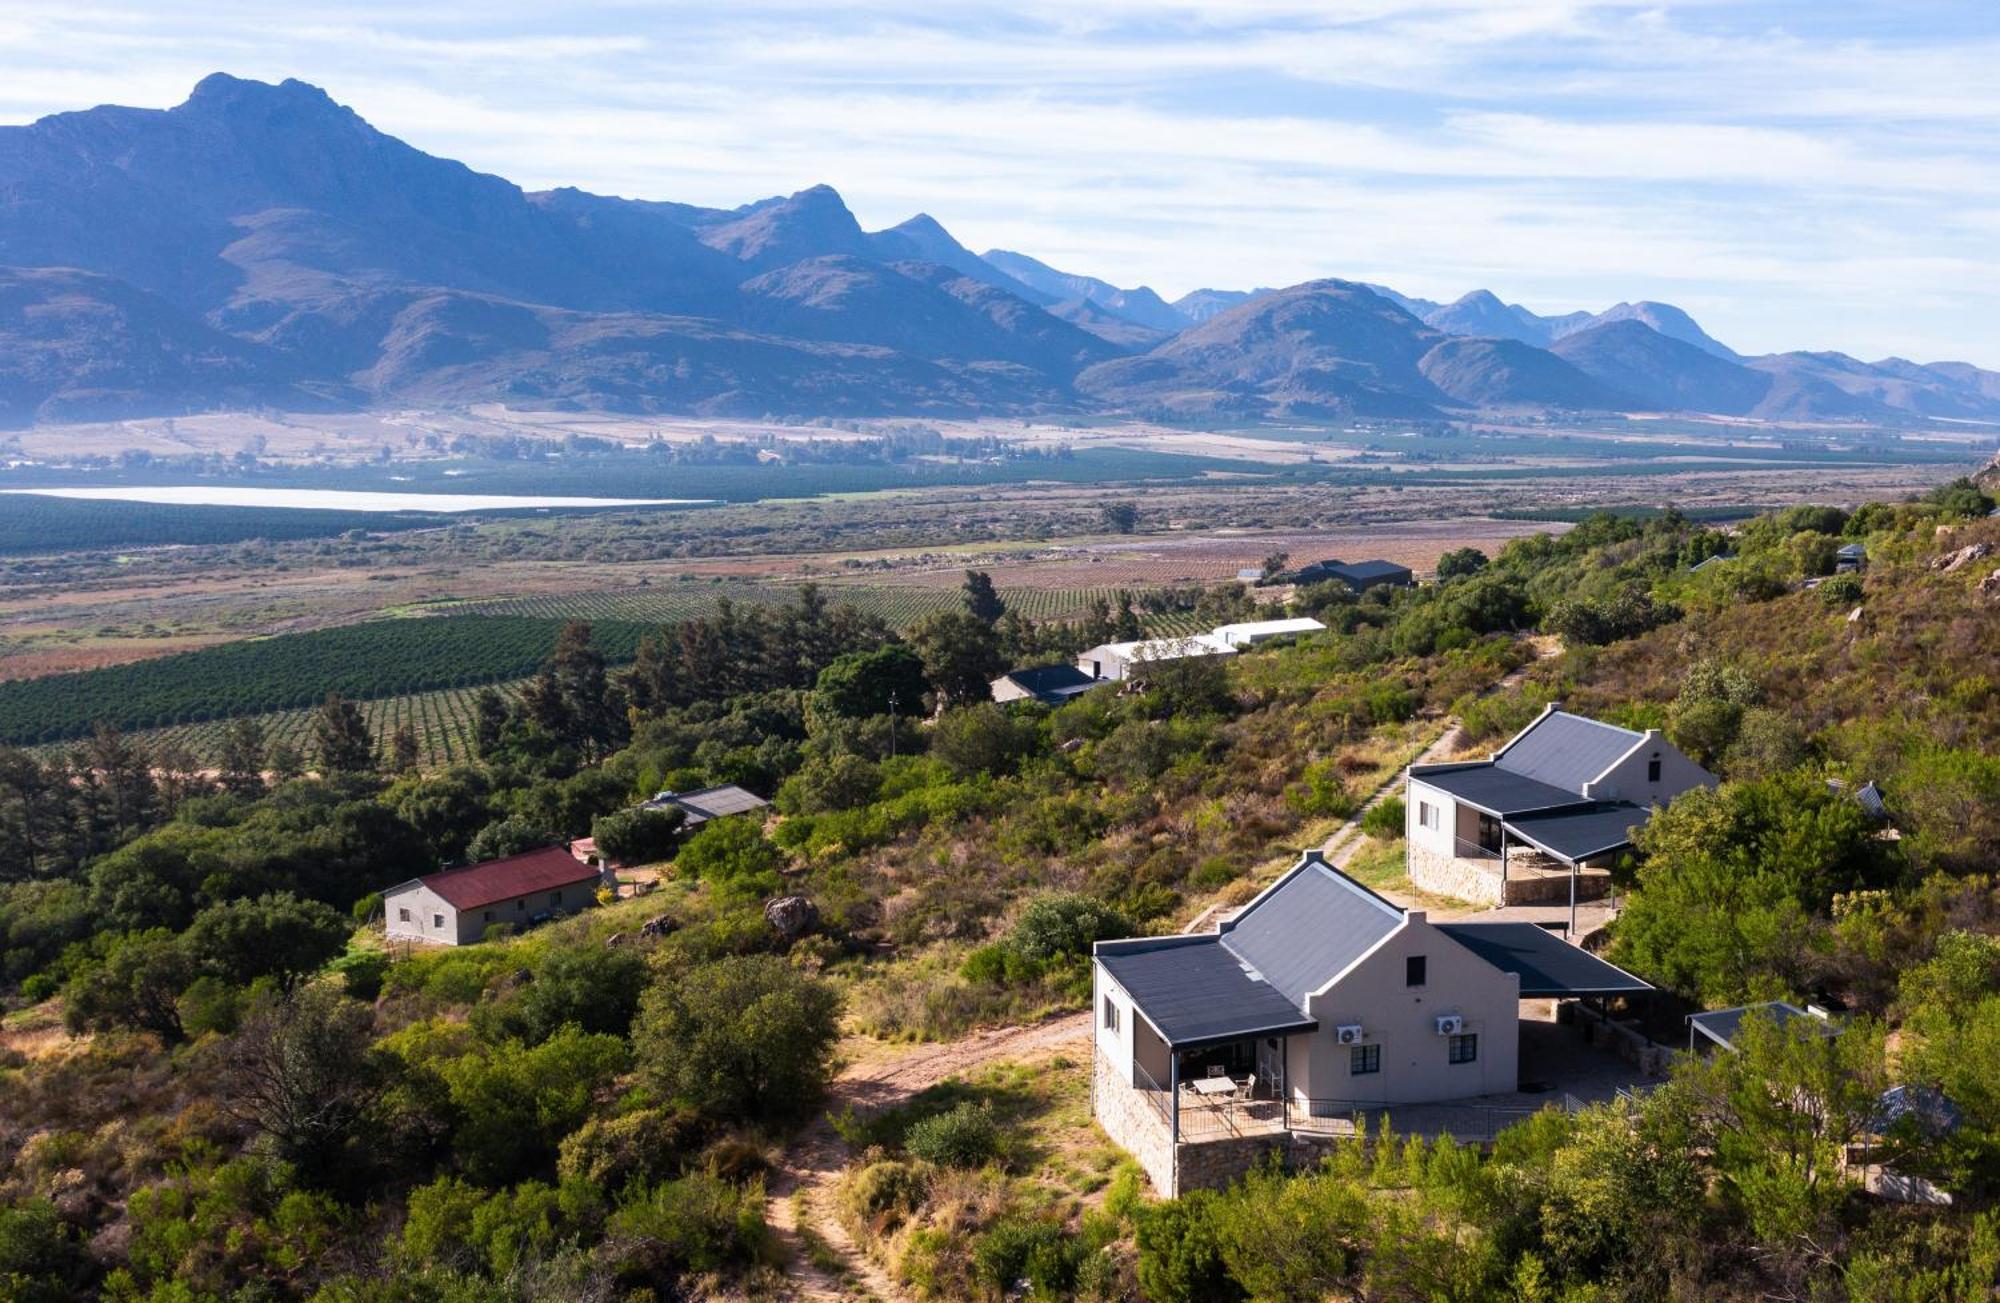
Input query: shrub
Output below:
<box><xmin>557</xmin><ymin>1108</ymin><xmax>707</xmax><ymax>1190</ymax></box>
<box><xmin>1007</xmin><ymin>893</ymin><xmax>1131</xmax><ymax>963</ymax></box>
<box><xmin>975</xmin><ymin>1217</ymin><xmax>1081</xmax><ymax>1296</ymax></box>
<box><xmin>673</xmin><ymin>817</ymin><xmax>786</xmax><ymax>898</ymax></box>
<box><xmin>590</xmin><ymin>804</ymin><xmax>686</xmax><ymax>866</ymax></box>
<box><xmin>332</xmin><ymin>950</ymin><xmax>388</xmax><ymax>1001</ymax></box>
<box><xmin>601</xmin><ymin>1173</ymin><xmax>773</xmax><ymax>1279</ymax></box>
<box><xmin>18</xmin><ymin>973</ymin><xmax>57</xmax><ymax>1002</ymax></box>
<box><xmin>904</xmin><ymin>1102</ymin><xmax>998</xmax><ymax>1168</ymax></box>
<box><xmin>841</xmin><ymin>1160</ymin><xmax>930</xmax><ymax>1233</ymax></box>
<box><xmin>1360</xmin><ymin>798</ymin><xmax>1405</xmax><ymax>841</ymax></box>
<box><xmin>183</xmin><ymin>892</ymin><xmax>351</xmax><ymax>989</ymax></box>
<box><xmin>1819</xmin><ymin>573</ymin><xmax>1864</xmax><ymax>607</ymax></box>
<box><xmin>1285</xmin><ymin>758</ymin><xmax>1357</xmax><ymax>819</ymax></box>
<box><xmin>634</xmin><ymin>954</ymin><xmax>840</xmax><ymax>1123</ymax></box>
<box><xmin>475</xmin><ymin>944</ymin><xmax>649</xmax><ymax>1045</ymax></box>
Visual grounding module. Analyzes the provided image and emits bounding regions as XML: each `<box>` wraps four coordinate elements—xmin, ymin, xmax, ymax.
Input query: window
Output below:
<box><xmin>432</xmin><ymin>913</ymin><xmax>444</xmax><ymax>929</ymax></box>
<box><xmin>1350</xmin><ymin>1044</ymin><xmax>1380</xmax><ymax>1075</ymax></box>
<box><xmin>1406</xmin><ymin>955</ymin><xmax>1426</xmax><ymax>987</ymax></box>
<box><xmin>550</xmin><ymin>890</ymin><xmax>563</xmax><ymax>905</ymax></box>
<box><xmin>516</xmin><ymin>899</ymin><xmax>526</xmax><ymax>911</ymax></box>
<box><xmin>1647</xmin><ymin>755</ymin><xmax>1662</xmax><ymax>782</ymax></box>
<box><xmin>397</xmin><ymin>907</ymin><xmax>410</xmax><ymax>922</ymax></box>
<box><xmin>1102</xmin><ymin>996</ymin><xmax>1120</xmax><ymax>1033</ymax></box>
<box><xmin>483</xmin><ymin>910</ymin><xmax>494</xmax><ymax>922</ymax></box>
<box><xmin>1418</xmin><ymin>800</ymin><xmax>1440</xmax><ymax>831</ymax></box>
<box><xmin>1448</xmin><ymin>1033</ymin><xmax>1478</xmax><ymax>1064</ymax></box>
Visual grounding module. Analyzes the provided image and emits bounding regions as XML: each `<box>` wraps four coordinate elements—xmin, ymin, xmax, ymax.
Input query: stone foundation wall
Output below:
<box><xmin>1566</xmin><ymin>1002</ymin><xmax>1676</xmax><ymax>1076</ymax></box>
<box><xmin>1407</xmin><ymin>844</ymin><xmax>1502</xmax><ymax>906</ymax></box>
<box><xmin>1092</xmin><ymin>1052</ymin><xmax>1175</xmax><ymax>1196</ymax></box>
<box><xmin>1406</xmin><ymin>845</ymin><xmax>1610</xmax><ymax>907</ymax></box>
<box><xmin>1174</xmin><ymin>1134</ymin><xmax>1295</xmax><ymax>1194</ymax></box>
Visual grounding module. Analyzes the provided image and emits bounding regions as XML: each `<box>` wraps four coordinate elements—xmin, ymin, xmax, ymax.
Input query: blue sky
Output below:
<box><xmin>4</xmin><ymin>1</ymin><xmax>1997</xmax><ymax>363</ymax></box>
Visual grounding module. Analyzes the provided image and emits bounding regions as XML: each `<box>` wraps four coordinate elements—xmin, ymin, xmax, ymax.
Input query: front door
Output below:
<box><xmin>1477</xmin><ymin>812</ymin><xmax>1504</xmax><ymax>855</ymax></box>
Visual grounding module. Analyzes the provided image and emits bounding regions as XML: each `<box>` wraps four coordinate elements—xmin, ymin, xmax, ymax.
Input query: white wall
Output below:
<box><xmin>1587</xmin><ymin>730</ymin><xmax>1716</xmax><ymax>806</ymax></box>
<box><xmin>1291</xmin><ymin>914</ymin><xmax>1520</xmax><ymax>1109</ymax></box>
<box><xmin>385</xmin><ymin>882</ymin><xmax>461</xmax><ymax>946</ymax></box>
<box><xmin>1406</xmin><ymin>777</ymin><xmax>1461</xmax><ymax>860</ymax></box>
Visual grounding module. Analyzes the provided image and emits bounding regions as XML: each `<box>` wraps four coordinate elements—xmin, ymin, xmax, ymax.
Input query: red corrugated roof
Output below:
<box><xmin>420</xmin><ymin>845</ymin><xmax>601</xmax><ymax>911</ymax></box>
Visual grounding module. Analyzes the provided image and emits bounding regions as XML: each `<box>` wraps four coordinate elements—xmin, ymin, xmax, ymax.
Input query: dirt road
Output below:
<box><xmin>769</xmin><ymin>1013</ymin><xmax>1093</xmax><ymax>1301</ymax></box>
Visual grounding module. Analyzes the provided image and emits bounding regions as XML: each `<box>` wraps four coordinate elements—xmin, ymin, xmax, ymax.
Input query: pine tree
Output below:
<box><xmin>312</xmin><ymin>694</ymin><xmax>375</xmax><ymax>774</ymax></box>
<box><xmin>962</xmin><ymin>570</ymin><xmax>1006</xmax><ymax>625</ymax></box>
<box><xmin>390</xmin><ymin>723</ymin><xmax>421</xmax><ymax>773</ymax></box>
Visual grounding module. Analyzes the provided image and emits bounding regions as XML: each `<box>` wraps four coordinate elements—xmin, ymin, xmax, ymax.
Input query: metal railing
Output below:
<box><xmin>1283</xmin><ymin>1098</ymin><xmax>1548</xmax><ymax>1142</ymax></box>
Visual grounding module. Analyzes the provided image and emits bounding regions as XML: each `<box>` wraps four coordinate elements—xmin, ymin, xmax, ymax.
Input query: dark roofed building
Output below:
<box><xmin>383</xmin><ymin>845</ymin><xmax>605</xmax><ymax>946</ymax></box>
<box><xmin>1092</xmin><ymin>850</ymin><xmax>1653</xmax><ymax>1196</ymax></box>
<box><xmin>1293</xmin><ymin>558</ymin><xmax>1415</xmax><ymax>592</ymax></box>
<box><xmin>1405</xmin><ymin>704</ymin><xmax>1717</xmax><ymax>918</ymax></box>
<box><xmin>639</xmin><ymin>784</ymin><xmax>770</xmax><ymax>829</ymax></box>
<box><xmin>991</xmin><ymin>663</ymin><xmax>1099</xmax><ymax>707</ymax></box>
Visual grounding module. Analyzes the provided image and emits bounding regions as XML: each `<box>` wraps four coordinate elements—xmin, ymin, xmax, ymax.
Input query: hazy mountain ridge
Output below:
<box><xmin>0</xmin><ymin>73</ymin><xmax>1994</xmax><ymax>426</ymax></box>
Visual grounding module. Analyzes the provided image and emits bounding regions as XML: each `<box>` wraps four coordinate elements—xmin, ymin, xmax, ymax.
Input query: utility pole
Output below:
<box><xmin>888</xmin><ymin>690</ymin><xmax>898</xmax><ymax>759</ymax></box>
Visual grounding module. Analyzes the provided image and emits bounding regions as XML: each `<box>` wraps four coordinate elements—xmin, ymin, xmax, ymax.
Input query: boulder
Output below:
<box><xmin>639</xmin><ymin>914</ymin><xmax>677</xmax><ymax>940</ymax></box>
<box><xmin>1933</xmin><ymin>541</ymin><xmax>1993</xmax><ymax>573</ymax></box>
<box><xmin>1980</xmin><ymin>568</ymin><xmax>2000</xmax><ymax>601</ymax></box>
<box><xmin>765</xmin><ymin>895</ymin><xmax>820</xmax><ymax>939</ymax></box>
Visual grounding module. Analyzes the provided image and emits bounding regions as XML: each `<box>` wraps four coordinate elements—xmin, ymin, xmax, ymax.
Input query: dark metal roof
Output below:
<box><xmin>1299</xmin><ymin>558</ymin><xmax>1413</xmax><ymax>588</ymax></box>
<box><xmin>644</xmin><ymin>784</ymin><xmax>769</xmax><ymax>826</ymax></box>
<box><xmin>1436</xmin><ymin>923</ymin><xmax>1654</xmax><ymax>997</ymax></box>
<box><xmin>1495</xmin><ymin>710</ymin><xmax>1641</xmax><ymax>792</ymax></box>
<box><xmin>1220</xmin><ymin>857</ymin><xmax>1404</xmax><ymax>1006</ymax></box>
<box><xmin>1002</xmin><ymin>664</ymin><xmax>1097</xmax><ymax>701</ymax></box>
<box><xmin>1410</xmin><ymin>763</ymin><xmax>1592</xmax><ymax>817</ymax></box>
<box><xmin>1686</xmin><ymin>1001</ymin><xmax>1835</xmax><ymax>1051</ymax></box>
<box><xmin>1502</xmin><ymin>802</ymin><xmax>1649</xmax><ymax>864</ymax></box>
<box><xmin>1096</xmin><ymin>937</ymin><xmax>1318</xmax><ymax>1049</ymax></box>
<box><xmin>1873</xmin><ymin>1085</ymin><xmax>1963</xmax><ymax>1136</ymax></box>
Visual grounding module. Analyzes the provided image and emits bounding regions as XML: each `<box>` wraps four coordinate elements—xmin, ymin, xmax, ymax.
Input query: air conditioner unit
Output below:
<box><xmin>1434</xmin><ymin>1014</ymin><xmax>1464</xmax><ymax>1037</ymax></box>
<box><xmin>1335</xmin><ymin>1024</ymin><xmax>1364</xmax><ymax>1045</ymax></box>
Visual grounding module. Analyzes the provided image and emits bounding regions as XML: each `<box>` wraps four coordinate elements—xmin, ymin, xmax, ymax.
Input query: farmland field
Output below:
<box><xmin>456</xmin><ymin>582</ymin><xmax>1157</xmax><ymax>628</ymax></box>
<box><xmin>124</xmin><ymin>681</ymin><xmax>528</xmax><ymax>769</ymax></box>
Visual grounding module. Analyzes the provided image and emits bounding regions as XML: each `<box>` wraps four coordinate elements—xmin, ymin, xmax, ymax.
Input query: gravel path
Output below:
<box><xmin>770</xmin><ymin>1012</ymin><xmax>1094</xmax><ymax>1300</ymax></box>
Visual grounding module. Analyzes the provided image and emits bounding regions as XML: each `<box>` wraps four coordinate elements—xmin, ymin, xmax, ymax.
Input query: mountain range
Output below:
<box><xmin>2</xmin><ymin>73</ymin><xmax>1997</xmax><ymax>428</ymax></box>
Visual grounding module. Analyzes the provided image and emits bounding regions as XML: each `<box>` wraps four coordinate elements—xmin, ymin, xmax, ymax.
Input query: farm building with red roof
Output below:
<box><xmin>382</xmin><ymin>845</ymin><xmax>607</xmax><ymax>946</ymax></box>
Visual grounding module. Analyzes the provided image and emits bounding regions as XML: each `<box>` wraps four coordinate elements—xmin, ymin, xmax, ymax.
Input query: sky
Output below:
<box><xmin>3</xmin><ymin>1</ymin><xmax>1998</xmax><ymax>363</ymax></box>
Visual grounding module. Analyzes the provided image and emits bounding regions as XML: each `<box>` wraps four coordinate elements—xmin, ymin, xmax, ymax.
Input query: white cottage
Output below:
<box><xmin>382</xmin><ymin>845</ymin><xmax>607</xmax><ymax>946</ymax></box>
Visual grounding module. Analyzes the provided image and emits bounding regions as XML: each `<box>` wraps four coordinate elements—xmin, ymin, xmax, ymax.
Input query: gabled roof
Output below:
<box><xmin>400</xmin><ymin>845</ymin><xmax>600</xmax><ymax>911</ymax></box>
<box><xmin>1095</xmin><ymin>936</ymin><xmax>1318</xmax><ymax>1050</ymax></box>
<box><xmin>1494</xmin><ymin>709</ymin><xmax>1643</xmax><ymax>793</ymax></box>
<box><xmin>1219</xmin><ymin>853</ymin><xmax>1404</xmax><ymax>1006</ymax></box>
<box><xmin>1436</xmin><ymin>922</ymin><xmax>1652</xmax><ymax>997</ymax></box>
<box><xmin>1297</xmin><ymin>558</ymin><xmax>1413</xmax><ymax>586</ymax></box>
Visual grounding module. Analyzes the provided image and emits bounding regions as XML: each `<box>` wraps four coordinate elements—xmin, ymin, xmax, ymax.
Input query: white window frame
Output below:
<box><xmin>1102</xmin><ymin>995</ymin><xmax>1120</xmax><ymax>1033</ymax></box>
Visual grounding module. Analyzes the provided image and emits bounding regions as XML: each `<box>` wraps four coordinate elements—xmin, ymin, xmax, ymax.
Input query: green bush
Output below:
<box><xmin>331</xmin><ymin>950</ymin><xmax>388</xmax><ymax>1001</ymax></box>
<box><xmin>841</xmin><ymin>1160</ymin><xmax>931</xmax><ymax>1233</ymax></box>
<box><xmin>602</xmin><ymin>1173</ymin><xmax>773</xmax><ymax>1279</ymax></box>
<box><xmin>904</xmin><ymin>1102</ymin><xmax>998</xmax><ymax>1168</ymax></box>
<box><xmin>673</xmin><ymin>817</ymin><xmax>786</xmax><ymax>898</ymax></box>
<box><xmin>1360</xmin><ymin>798</ymin><xmax>1405</xmax><ymax>841</ymax></box>
<box><xmin>590</xmin><ymin>804</ymin><xmax>686</xmax><ymax>865</ymax></box>
<box><xmin>975</xmin><ymin>1217</ymin><xmax>1081</xmax><ymax>1296</ymax></box>
<box><xmin>634</xmin><ymin>954</ymin><xmax>840</xmax><ymax>1123</ymax></box>
<box><xmin>19</xmin><ymin>973</ymin><xmax>57</xmax><ymax>1002</ymax></box>
<box><xmin>1818</xmin><ymin>574</ymin><xmax>1864</xmax><ymax>607</ymax></box>
<box><xmin>1007</xmin><ymin>893</ymin><xmax>1131</xmax><ymax>963</ymax></box>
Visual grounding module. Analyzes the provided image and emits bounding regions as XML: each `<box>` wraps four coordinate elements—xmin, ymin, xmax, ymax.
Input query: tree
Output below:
<box><xmin>223</xmin><ymin>986</ymin><xmax>385</xmax><ymax>1188</ymax></box>
<box><xmin>62</xmin><ymin>929</ymin><xmax>195</xmax><ymax>1043</ymax></box>
<box><xmin>313</xmin><ymin>693</ymin><xmax>375</xmax><ymax>774</ymax></box>
<box><xmin>961</xmin><ymin>569</ymin><xmax>1006</xmax><ymax>625</ymax></box>
<box><xmin>472</xmin><ymin>687</ymin><xmax>509</xmax><ymax>758</ymax></box>
<box><xmin>479</xmin><ymin>945</ymin><xmax>651</xmax><ymax>1045</ymax></box>
<box><xmin>1006</xmin><ymin>893</ymin><xmax>1131</xmax><ymax>962</ymax></box>
<box><xmin>0</xmin><ymin>1199</ymin><xmax>90</xmax><ymax>1303</ymax></box>
<box><xmin>590</xmin><ymin>804</ymin><xmax>685</xmax><ymax>866</ymax></box>
<box><xmin>436</xmin><ymin>1025</ymin><xmax>630</xmax><ymax>1186</ymax></box>
<box><xmin>464</xmin><ymin>815</ymin><xmax>560</xmax><ymax>864</ymax></box>
<box><xmin>813</xmin><ymin>644</ymin><xmax>927</xmax><ymax>719</ymax></box>
<box><xmin>777</xmin><ymin>753</ymin><xmax>882</xmax><ymax>814</ymax></box>
<box><xmin>634</xmin><ymin>954</ymin><xmax>840</xmax><ymax>1123</ymax></box>
<box><xmin>930</xmin><ymin>704</ymin><xmax>1038</xmax><ymax>777</ymax></box>
<box><xmin>216</xmin><ymin>718</ymin><xmax>267</xmax><ymax>797</ymax></box>
<box><xmin>1435</xmin><ymin>546</ymin><xmax>1488</xmax><ymax>580</ymax></box>
<box><xmin>1101</xmin><ymin>502</ymin><xmax>1139</xmax><ymax>534</ymax></box>
<box><xmin>390</xmin><ymin>723</ymin><xmax>421</xmax><ymax>774</ymax></box>
<box><xmin>907</xmin><ymin>610</ymin><xmax>1006</xmax><ymax>707</ymax></box>
<box><xmin>182</xmin><ymin>891</ymin><xmax>352</xmax><ymax>989</ymax></box>
<box><xmin>1675</xmin><ymin>1010</ymin><xmax>1886</xmax><ymax>1245</ymax></box>
<box><xmin>673</xmin><ymin>817</ymin><xmax>785</xmax><ymax>897</ymax></box>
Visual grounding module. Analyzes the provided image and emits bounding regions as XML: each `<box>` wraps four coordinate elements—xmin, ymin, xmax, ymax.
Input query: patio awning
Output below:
<box><xmin>1686</xmin><ymin>1001</ymin><xmax>1836</xmax><ymax>1052</ymax></box>
<box><xmin>1437</xmin><ymin>922</ymin><xmax>1654</xmax><ymax>997</ymax></box>
<box><xmin>1501</xmin><ymin>802</ymin><xmax>1649</xmax><ymax>865</ymax></box>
